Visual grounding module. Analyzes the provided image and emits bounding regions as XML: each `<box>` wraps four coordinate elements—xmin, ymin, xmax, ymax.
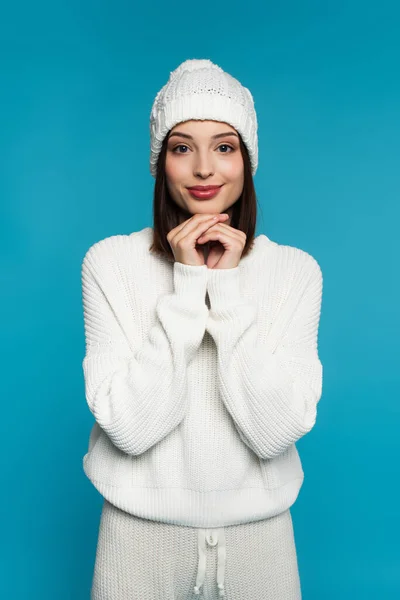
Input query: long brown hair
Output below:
<box><xmin>149</xmin><ymin>127</ymin><xmax>258</xmax><ymax>263</ymax></box>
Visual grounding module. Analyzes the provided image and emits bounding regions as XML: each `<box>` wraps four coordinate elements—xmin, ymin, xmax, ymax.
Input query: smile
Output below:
<box><xmin>187</xmin><ymin>185</ymin><xmax>224</xmax><ymax>200</ymax></box>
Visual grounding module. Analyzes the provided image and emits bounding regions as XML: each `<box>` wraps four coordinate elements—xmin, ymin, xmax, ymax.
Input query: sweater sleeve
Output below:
<box><xmin>205</xmin><ymin>253</ymin><xmax>323</xmax><ymax>460</ymax></box>
<box><xmin>81</xmin><ymin>243</ymin><xmax>209</xmax><ymax>456</ymax></box>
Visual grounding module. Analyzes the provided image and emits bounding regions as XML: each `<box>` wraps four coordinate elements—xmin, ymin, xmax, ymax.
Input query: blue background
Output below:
<box><xmin>2</xmin><ymin>1</ymin><xmax>399</xmax><ymax>598</ymax></box>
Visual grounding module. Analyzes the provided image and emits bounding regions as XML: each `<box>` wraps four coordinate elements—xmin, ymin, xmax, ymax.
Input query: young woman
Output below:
<box><xmin>81</xmin><ymin>58</ymin><xmax>323</xmax><ymax>600</ymax></box>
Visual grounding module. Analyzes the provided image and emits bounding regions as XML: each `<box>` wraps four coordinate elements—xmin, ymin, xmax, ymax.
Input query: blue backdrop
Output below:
<box><xmin>2</xmin><ymin>1</ymin><xmax>399</xmax><ymax>598</ymax></box>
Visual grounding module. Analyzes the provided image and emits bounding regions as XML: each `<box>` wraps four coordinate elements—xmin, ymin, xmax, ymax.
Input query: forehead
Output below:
<box><xmin>169</xmin><ymin>120</ymin><xmax>237</xmax><ymax>135</ymax></box>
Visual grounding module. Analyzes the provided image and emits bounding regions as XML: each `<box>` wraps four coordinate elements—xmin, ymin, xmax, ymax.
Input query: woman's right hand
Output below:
<box><xmin>167</xmin><ymin>213</ymin><xmax>229</xmax><ymax>266</ymax></box>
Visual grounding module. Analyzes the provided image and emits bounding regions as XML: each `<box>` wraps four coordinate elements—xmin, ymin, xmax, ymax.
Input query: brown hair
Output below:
<box><xmin>149</xmin><ymin>128</ymin><xmax>258</xmax><ymax>263</ymax></box>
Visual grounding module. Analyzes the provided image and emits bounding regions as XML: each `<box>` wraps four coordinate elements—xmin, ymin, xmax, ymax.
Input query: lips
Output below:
<box><xmin>187</xmin><ymin>185</ymin><xmax>224</xmax><ymax>200</ymax></box>
<box><xmin>187</xmin><ymin>185</ymin><xmax>223</xmax><ymax>191</ymax></box>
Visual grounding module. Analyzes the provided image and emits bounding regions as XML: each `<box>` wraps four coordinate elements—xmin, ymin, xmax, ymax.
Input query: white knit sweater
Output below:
<box><xmin>81</xmin><ymin>226</ymin><xmax>323</xmax><ymax>528</ymax></box>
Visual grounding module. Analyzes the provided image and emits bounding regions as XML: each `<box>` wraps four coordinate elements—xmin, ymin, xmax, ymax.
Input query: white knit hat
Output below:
<box><xmin>149</xmin><ymin>58</ymin><xmax>258</xmax><ymax>178</ymax></box>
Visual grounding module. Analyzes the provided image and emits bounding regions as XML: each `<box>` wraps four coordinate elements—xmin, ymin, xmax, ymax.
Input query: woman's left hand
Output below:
<box><xmin>197</xmin><ymin>222</ymin><xmax>247</xmax><ymax>269</ymax></box>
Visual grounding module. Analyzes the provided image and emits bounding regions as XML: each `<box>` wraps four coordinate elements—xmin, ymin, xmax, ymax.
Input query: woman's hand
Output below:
<box><xmin>167</xmin><ymin>213</ymin><xmax>230</xmax><ymax>266</ymax></box>
<box><xmin>197</xmin><ymin>222</ymin><xmax>247</xmax><ymax>269</ymax></box>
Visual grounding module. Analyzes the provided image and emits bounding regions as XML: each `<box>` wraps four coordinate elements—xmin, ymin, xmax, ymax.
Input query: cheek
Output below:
<box><xmin>219</xmin><ymin>154</ymin><xmax>244</xmax><ymax>183</ymax></box>
<box><xmin>165</xmin><ymin>155</ymin><xmax>190</xmax><ymax>184</ymax></box>
<box><xmin>164</xmin><ymin>156</ymin><xmax>176</xmax><ymax>183</ymax></box>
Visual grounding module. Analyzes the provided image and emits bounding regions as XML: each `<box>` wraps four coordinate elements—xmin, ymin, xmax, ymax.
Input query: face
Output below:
<box><xmin>165</xmin><ymin>120</ymin><xmax>244</xmax><ymax>226</ymax></box>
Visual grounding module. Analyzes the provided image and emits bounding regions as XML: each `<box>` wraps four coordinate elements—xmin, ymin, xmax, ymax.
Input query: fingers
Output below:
<box><xmin>197</xmin><ymin>221</ymin><xmax>242</xmax><ymax>244</ymax></box>
<box><xmin>169</xmin><ymin>214</ymin><xmax>228</xmax><ymax>247</ymax></box>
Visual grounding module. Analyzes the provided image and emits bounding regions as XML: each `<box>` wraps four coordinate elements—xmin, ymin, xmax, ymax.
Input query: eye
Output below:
<box><xmin>217</xmin><ymin>144</ymin><xmax>234</xmax><ymax>153</ymax></box>
<box><xmin>171</xmin><ymin>144</ymin><xmax>235</xmax><ymax>154</ymax></box>
<box><xmin>172</xmin><ymin>144</ymin><xmax>190</xmax><ymax>153</ymax></box>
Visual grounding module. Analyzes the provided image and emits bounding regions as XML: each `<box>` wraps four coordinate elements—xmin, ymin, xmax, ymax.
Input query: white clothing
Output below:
<box><xmin>81</xmin><ymin>227</ymin><xmax>323</xmax><ymax>528</ymax></box>
<box><xmin>91</xmin><ymin>499</ymin><xmax>302</xmax><ymax>599</ymax></box>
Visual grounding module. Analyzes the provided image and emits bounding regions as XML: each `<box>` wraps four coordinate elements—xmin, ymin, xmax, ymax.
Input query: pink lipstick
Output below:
<box><xmin>187</xmin><ymin>185</ymin><xmax>224</xmax><ymax>200</ymax></box>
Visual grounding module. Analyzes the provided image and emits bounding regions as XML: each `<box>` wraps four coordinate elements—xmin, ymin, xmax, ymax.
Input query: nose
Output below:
<box><xmin>194</xmin><ymin>151</ymin><xmax>215</xmax><ymax>178</ymax></box>
<box><xmin>194</xmin><ymin>166</ymin><xmax>214</xmax><ymax>178</ymax></box>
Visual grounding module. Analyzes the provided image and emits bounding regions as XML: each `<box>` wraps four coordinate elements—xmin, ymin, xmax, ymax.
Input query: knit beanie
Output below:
<box><xmin>149</xmin><ymin>58</ymin><xmax>258</xmax><ymax>178</ymax></box>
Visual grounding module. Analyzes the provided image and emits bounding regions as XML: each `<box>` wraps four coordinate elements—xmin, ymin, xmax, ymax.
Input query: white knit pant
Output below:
<box><xmin>91</xmin><ymin>499</ymin><xmax>302</xmax><ymax>600</ymax></box>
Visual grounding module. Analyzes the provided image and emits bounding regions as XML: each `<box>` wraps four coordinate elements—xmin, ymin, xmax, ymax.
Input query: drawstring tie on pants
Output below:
<box><xmin>193</xmin><ymin>527</ymin><xmax>226</xmax><ymax>597</ymax></box>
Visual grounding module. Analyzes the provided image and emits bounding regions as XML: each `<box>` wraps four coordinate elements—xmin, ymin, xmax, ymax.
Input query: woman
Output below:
<box><xmin>81</xmin><ymin>58</ymin><xmax>323</xmax><ymax>599</ymax></box>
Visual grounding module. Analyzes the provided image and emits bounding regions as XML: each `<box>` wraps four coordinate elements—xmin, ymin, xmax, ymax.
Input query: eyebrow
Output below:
<box><xmin>168</xmin><ymin>131</ymin><xmax>239</xmax><ymax>141</ymax></box>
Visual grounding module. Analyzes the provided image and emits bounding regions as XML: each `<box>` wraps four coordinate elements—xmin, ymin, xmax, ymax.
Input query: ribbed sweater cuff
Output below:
<box><xmin>173</xmin><ymin>261</ymin><xmax>209</xmax><ymax>301</ymax></box>
<box><xmin>207</xmin><ymin>266</ymin><xmax>242</xmax><ymax>309</ymax></box>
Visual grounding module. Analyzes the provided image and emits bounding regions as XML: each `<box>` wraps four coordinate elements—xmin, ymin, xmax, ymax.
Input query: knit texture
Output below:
<box><xmin>81</xmin><ymin>227</ymin><xmax>323</xmax><ymax>528</ymax></box>
<box><xmin>91</xmin><ymin>500</ymin><xmax>302</xmax><ymax>600</ymax></box>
